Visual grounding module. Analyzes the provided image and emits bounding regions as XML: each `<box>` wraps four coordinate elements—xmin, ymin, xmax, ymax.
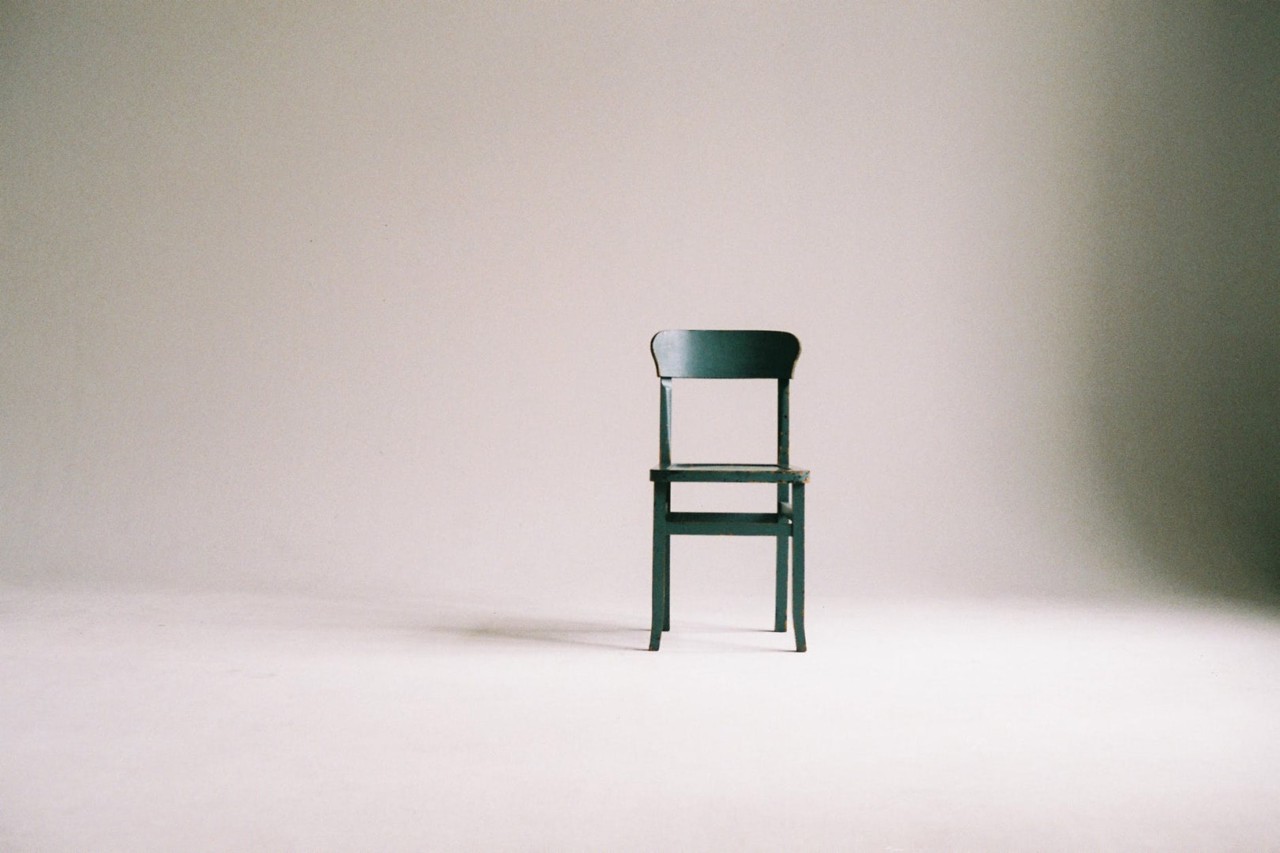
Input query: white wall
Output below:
<box><xmin>3</xmin><ymin>2</ymin><xmax>1276</xmax><ymax>603</ymax></box>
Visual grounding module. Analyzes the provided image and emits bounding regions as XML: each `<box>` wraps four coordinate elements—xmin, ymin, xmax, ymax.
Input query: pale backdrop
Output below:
<box><xmin>3</xmin><ymin>2</ymin><xmax>1277</xmax><ymax>605</ymax></box>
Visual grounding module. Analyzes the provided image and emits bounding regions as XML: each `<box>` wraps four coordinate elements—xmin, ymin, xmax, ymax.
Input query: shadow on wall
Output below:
<box><xmin>1088</xmin><ymin>5</ymin><xmax>1280</xmax><ymax>602</ymax></box>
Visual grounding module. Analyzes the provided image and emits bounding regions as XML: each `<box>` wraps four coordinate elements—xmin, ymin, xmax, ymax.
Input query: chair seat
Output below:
<box><xmin>650</xmin><ymin>464</ymin><xmax>809</xmax><ymax>483</ymax></box>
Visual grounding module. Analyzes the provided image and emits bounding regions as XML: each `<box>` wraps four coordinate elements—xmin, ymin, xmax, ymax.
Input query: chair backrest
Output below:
<box><xmin>650</xmin><ymin>330</ymin><xmax>801</xmax><ymax>467</ymax></box>
<box><xmin>650</xmin><ymin>330</ymin><xmax>800</xmax><ymax>379</ymax></box>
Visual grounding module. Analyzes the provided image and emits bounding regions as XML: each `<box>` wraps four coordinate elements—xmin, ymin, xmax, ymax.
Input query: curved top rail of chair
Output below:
<box><xmin>650</xmin><ymin>330</ymin><xmax>800</xmax><ymax>379</ymax></box>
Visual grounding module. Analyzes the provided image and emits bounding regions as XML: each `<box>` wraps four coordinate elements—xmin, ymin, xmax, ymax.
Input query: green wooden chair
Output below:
<box><xmin>648</xmin><ymin>330</ymin><xmax>809</xmax><ymax>652</ymax></box>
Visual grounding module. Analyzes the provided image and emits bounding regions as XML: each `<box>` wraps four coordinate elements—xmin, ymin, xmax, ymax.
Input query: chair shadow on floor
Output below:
<box><xmin>454</xmin><ymin>617</ymin><xmax>643</xmax><ymax>650</ymax></box>
<box><xmin>447</xmin><ymin>616</ymin><xmax>790</xmax><ymax>652</ymax></box>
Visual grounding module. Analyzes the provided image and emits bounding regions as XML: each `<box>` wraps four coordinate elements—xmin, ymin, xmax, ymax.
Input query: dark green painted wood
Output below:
<box><xmin>777</xmin><ymin>379</ymin><xmax>790</xmax><ymax>467</ymax></box>
<box><xmin>775</xmin><ymin>482</ymin><xmax>789</xmax><ymax>632</ymax></box>
<box><xmin>662</xmin><ymin>492</ymin><xmax>671</xmax><ymax>632</ymax></box>
<box><xmin>651</xmin><ymin>330</ymin><xmax>800</xmax><ymax>379</ymax></box>
<box><xmin>666</xmin><ymin>512</ymin><xmax>788</xmax><ymax>536</ymax></box>
<box><xmin>647</xmin><ymin>329</ymin><xmax>809</xmax><ymax>653</ymax></box>
<box><xmin>792</xmin><ymin>483</ymin><xmax>806</xmax><ymax>653</ymax></box>
<box><xmin>658</xmin><ymin>378</ymin><xmax>672</xmax><ymax>468</ymax></box>
<box><xmin>663</xmin><ymin>551</ymin><xmax>670</xmax><ymax>632</ymax></box>
<box><xmin>649</xmin><ymin>481</ymin><xmax>669</xmax><ymax>651</ymax></box>
<box><xmin>650</xmin><ymin>464</ymin><xmax>809</xmax><ymax>483</ymax></box>
<box><xmin>775</xmin><ymin>379</ymin><xmax>792</xmax><ymax>632</ymax></box>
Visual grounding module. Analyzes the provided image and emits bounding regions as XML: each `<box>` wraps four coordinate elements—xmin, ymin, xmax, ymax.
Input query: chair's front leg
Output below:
<box><xmin>775</xmin><ymin>483</ymin><xmax>789</xmax><ymax>632</ymax></box>
<box><xmin>792</xmin><ymin>482</ymin><xmax>806</xmax><ymax>653</ymax></box>
<box><xmin>649</xmin><ymin>481</ymin><xmax>669</xmax><ymax>651</ymax></box>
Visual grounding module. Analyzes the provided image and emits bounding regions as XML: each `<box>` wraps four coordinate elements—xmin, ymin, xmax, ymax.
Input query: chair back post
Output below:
<box><xmin>776</xmin><ymin>377</ymin><xmax>791</xmax><ymax>509</ymax></box>
<box><xmin>658</xmin><ymin>378</ymin><xmax>673</xmax><ymax>468</ymax></box>
<box><xmin>777</xmin><ymin>377</ymin><xmax>790</xmax><ymax>468</ymax></box>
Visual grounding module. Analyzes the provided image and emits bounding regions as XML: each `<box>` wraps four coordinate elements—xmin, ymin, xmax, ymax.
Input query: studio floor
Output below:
<box><xmin>3</xmin><ymin>588</ymin><xmax>1279</xmax><ymax>851</ymax></box>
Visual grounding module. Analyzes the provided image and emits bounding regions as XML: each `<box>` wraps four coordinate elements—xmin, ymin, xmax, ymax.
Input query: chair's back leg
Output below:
<box><xmin>663</xmin><ymin>536</ymin><xmax>671</xmax><ymax>632</ymax></box>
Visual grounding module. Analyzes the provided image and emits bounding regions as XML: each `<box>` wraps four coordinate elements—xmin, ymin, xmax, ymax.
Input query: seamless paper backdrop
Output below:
<box><xmin>3</xmin><ymin>2</ymin><xmax>1277</xmax><ymax>604</ymax></box>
